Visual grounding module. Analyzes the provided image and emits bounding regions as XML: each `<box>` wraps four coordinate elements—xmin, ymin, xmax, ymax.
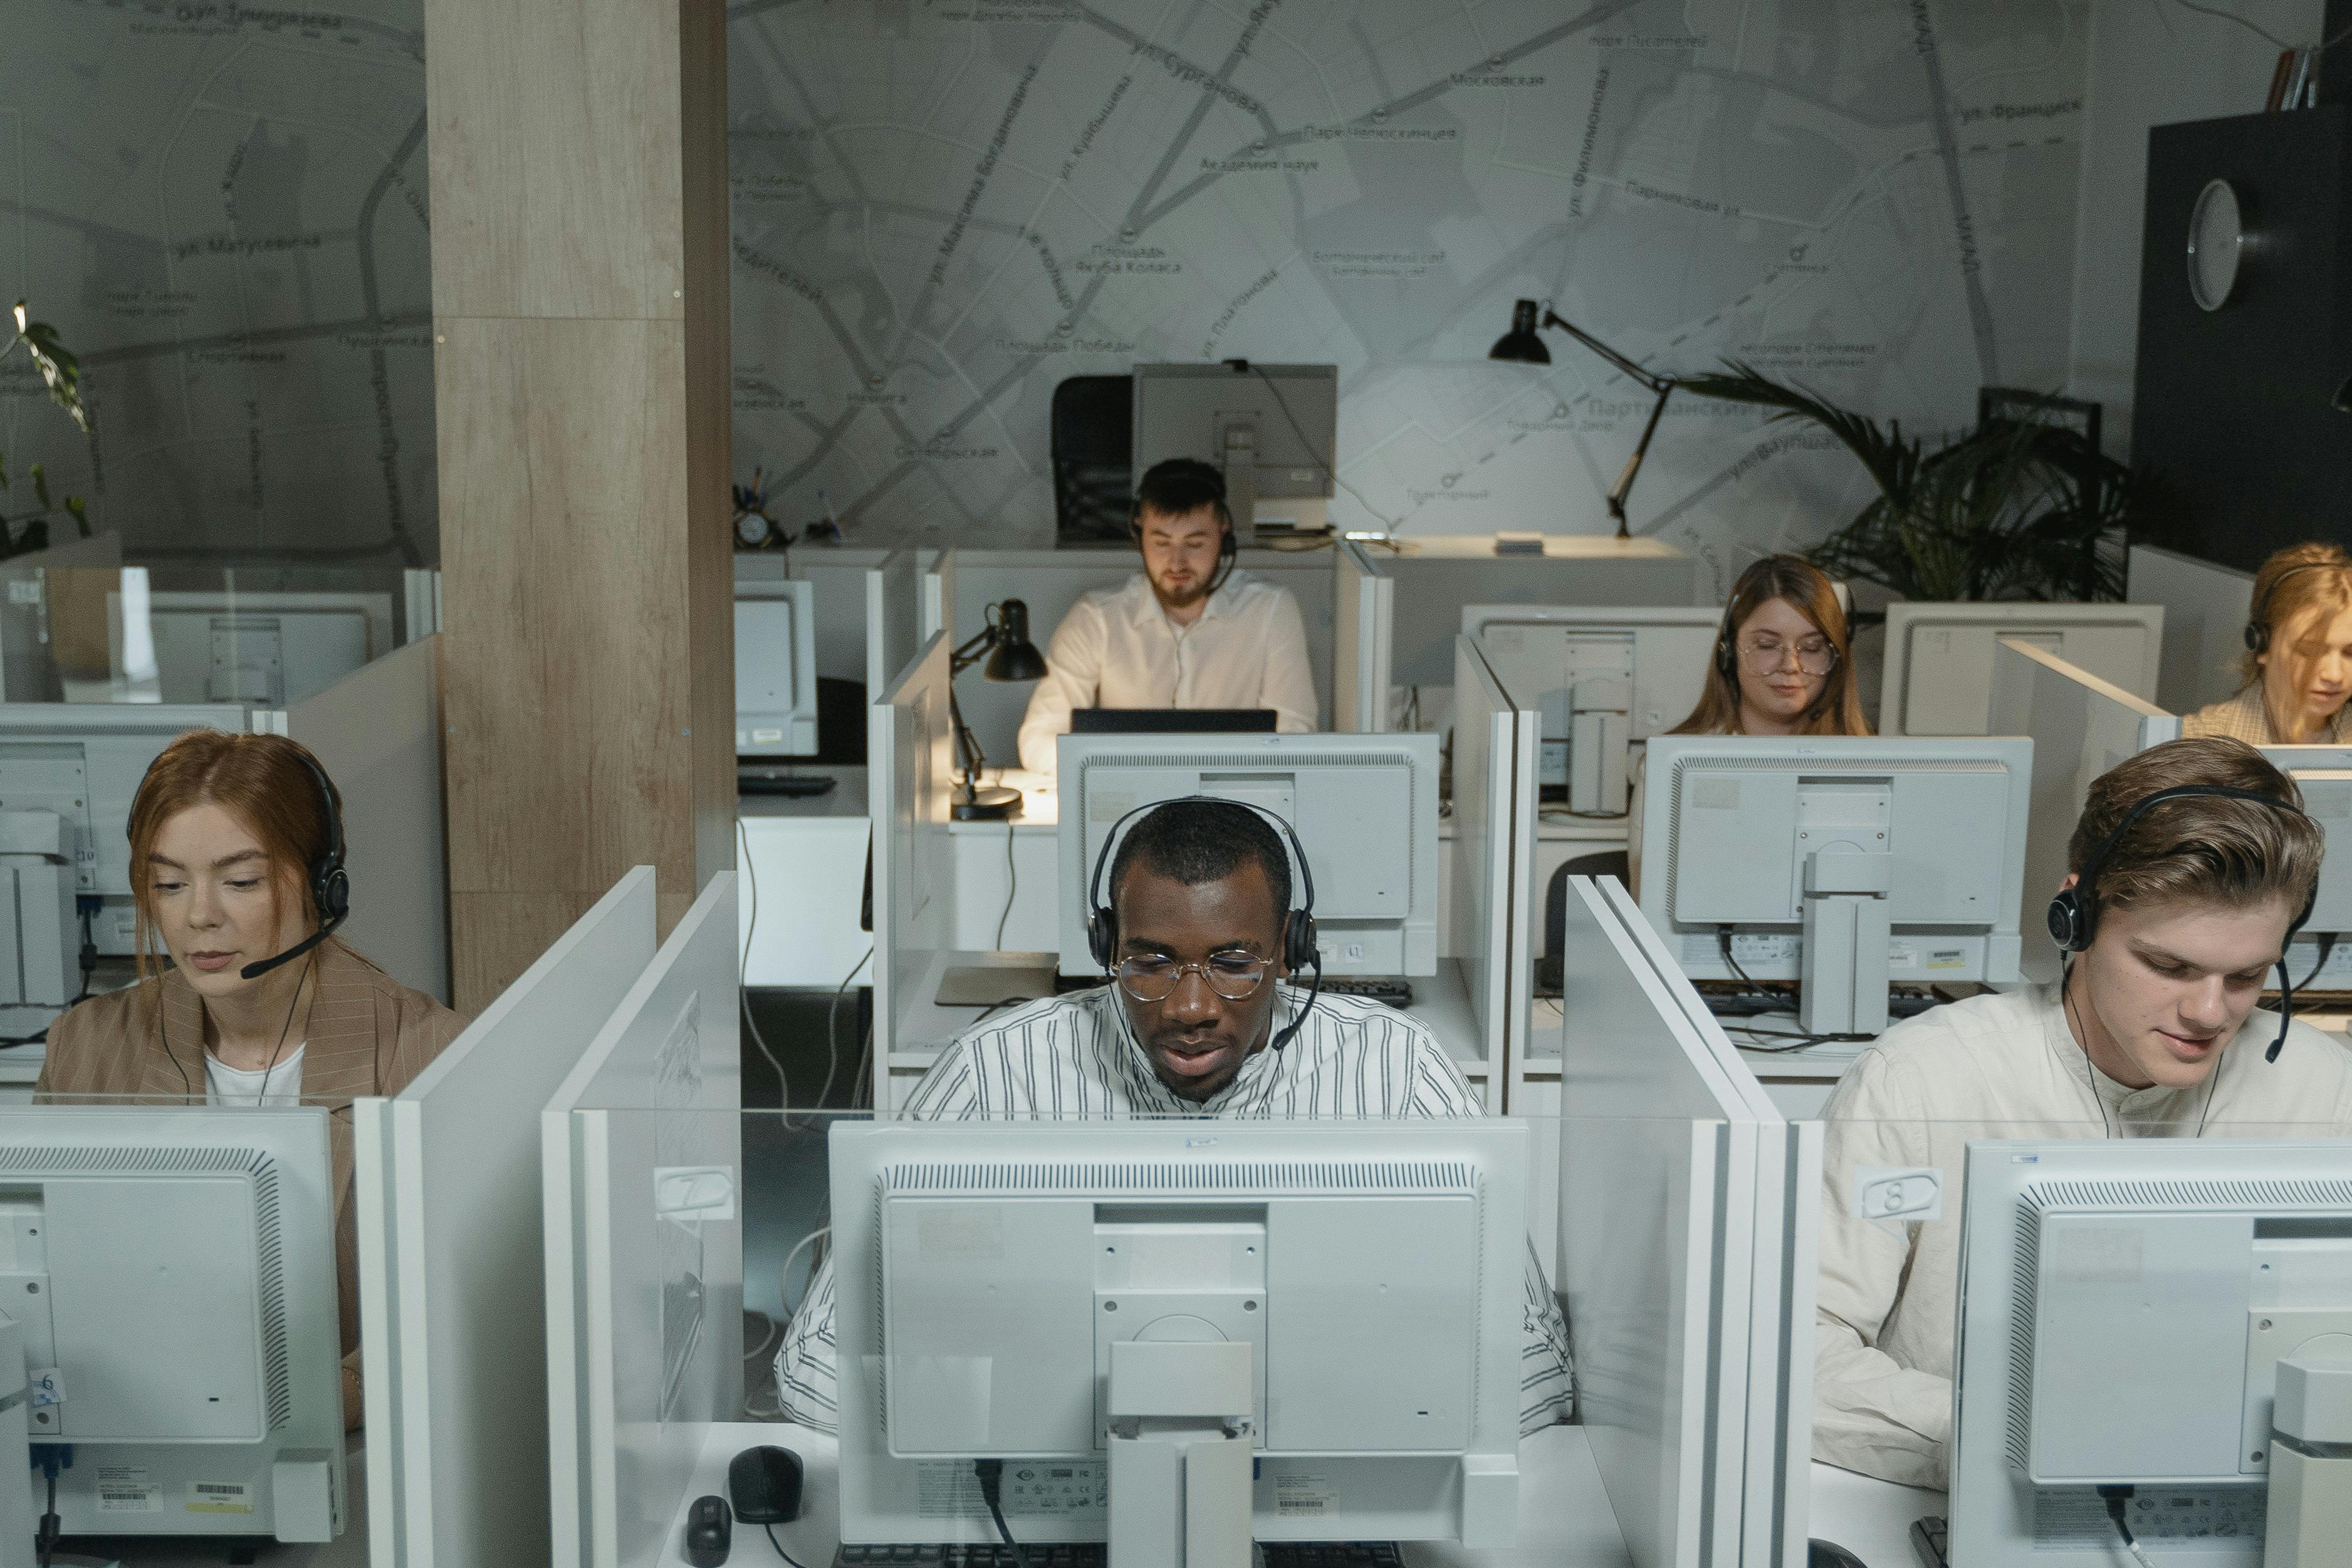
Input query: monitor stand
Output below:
<box><xmin>1105</xmin><ymin>1339</ymin><xmax>1253</xmax><ymax>1568</ymax></box>
<box><xmin>1800</xmin><ymin>846</ymin><xmax>1893</xmax><ymax>1036</ymax></box>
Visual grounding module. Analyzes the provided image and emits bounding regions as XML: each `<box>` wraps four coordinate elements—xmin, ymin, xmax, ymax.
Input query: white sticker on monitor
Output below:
<box><xmin>96</xmin><ymin>1467</ymin><xmax>159</xmax><ymax>1515</ymax></box>
<box><xmin>186</xmin><ymin>1481</ymin><xmax>254</xmax><ymax>1515</ymax></box>
<box><xmin>1274</xmin><ymin>1473</ymin><xmax>1336</xmax><ymax>1517</ymax></box>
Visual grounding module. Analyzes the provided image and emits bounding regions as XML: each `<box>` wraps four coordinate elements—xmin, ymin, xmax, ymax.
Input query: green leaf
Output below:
<box><xmin>8</xmin><ymin>301</ymin><xmax>90</xmax><ymax>433</ymax></box>
<box><xmin>65</xmin><ymin>496</ymin><xmax>88</xmax><ymax>538</ymax></box>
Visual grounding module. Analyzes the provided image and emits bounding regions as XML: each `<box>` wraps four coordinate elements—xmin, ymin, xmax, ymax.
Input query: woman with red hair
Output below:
<box><xmin>37</xmin><ymin>728</ymin><xmax>464</xmax><ymax>1426</ymax></box>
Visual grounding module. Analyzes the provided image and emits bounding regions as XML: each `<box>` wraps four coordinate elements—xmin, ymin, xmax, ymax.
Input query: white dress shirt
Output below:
<box><xmin>1814</xmin><ymin>983</ymin><xmax>2352</xmax><ymax>1487</ymax></box>
<box><xmin>1017</xmin><ymin>571</ymin><xmax>1319</xmax><ymax>776</ymax></box>
<box><xmin>775</xmin><ymin>984</ymin><xmax>1575</xmax><ymax>1436</ymax></box>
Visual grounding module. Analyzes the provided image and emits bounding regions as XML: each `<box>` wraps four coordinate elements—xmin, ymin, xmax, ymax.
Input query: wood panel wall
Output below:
<box><xmin>424</xmin><ymin>0</ymin><xmax>734</xmax><ymax>1009</ymax></box>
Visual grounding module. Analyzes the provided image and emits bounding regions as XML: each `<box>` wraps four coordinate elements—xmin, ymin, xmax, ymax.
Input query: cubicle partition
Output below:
<box><xmin>865</xmin><ymin>549</ymin><xmax>923</xmax><ymax>699</ymax></box>
<box><xmin>923</xmin><ymin>548</ymin><xmax>956</xmax><ymax>644</ymax></box>
<box><xmin>543</xmin><ymin>874</ymin><xmax>744</xmax><ymax>1568</ymax></box>
<box><xmin>1557</xmin><ymin>877</ymin><xmax>1818</xmax><ymax>1568</ymax></box>
<box><xmin>1452</xmin><ymin>635</ymin><xmax>1535</xmax><ymax>1113</ymax></box>
<box><xmin>2128</xmin><ymin>541</ymin><xmax>2254</xmax><ymax>714</ymax></box>
<box><xmin>355</xmin><ymin>868</ymin><xmax>658</xmax><ymax>1568</ymax></box>
<box><xmin>278</xmin><ymin>635</ymin><xmax>452</xmax><ymax>1003</ymax></box>
<box><xmin>1989</xmin><ymin>638</ymin><xmax>2181</xmax><ymax>983</ymax></box>
<box><xmin>1333</xmin><ymin>540</ymin><xmax>1393</xmax><ymax>733</ymax></box>
<box><xmin>2259</xmin><ymin>744</ymin><xmax>2352</xmax><ymax>991</ymax></box>
<box><xmin>865</xmin><ymin>633</ymin><xmax>960</xmax><ymax>1107</ymax></box>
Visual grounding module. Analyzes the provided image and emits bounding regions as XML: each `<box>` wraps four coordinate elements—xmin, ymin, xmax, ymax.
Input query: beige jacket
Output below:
<box><xmin>2181</xmin><ymin>684</ymin><xmax>2352</xmax><ymax>745</ymax></box>
<box><xmin>34</xmin><ymin>939</ymin><xmax>466</xmax><ymax>1420</ymax></box>
<box><xmin>1814</xmin><ymin>983</ymin><xmax>2352</xmax><ymax>1487</ymax></box>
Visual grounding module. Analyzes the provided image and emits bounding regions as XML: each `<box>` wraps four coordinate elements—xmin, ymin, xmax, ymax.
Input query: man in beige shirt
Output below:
<box><xmin>1814</xmin><ymin>736</ymin><xmax>2352</xmax><ymax>1488</ymax></box>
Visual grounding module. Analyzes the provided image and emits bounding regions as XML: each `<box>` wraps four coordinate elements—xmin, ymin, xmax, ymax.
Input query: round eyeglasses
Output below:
<box><xmin>1736</xmin><ymin>633</ymin><xmax>1838</xmax><ymax>676</ymax></box>
<box><xmin>1116</xmin><ymin>952</ymin><xmax>1272</xmax><ymax>1002</ymax></box>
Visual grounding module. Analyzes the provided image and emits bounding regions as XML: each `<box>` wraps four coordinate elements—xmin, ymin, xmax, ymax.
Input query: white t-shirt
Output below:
<box><xmin>204</xmin><ymin>1043</ymin><xmax>307</xmax><ymax>1107</ymax></box>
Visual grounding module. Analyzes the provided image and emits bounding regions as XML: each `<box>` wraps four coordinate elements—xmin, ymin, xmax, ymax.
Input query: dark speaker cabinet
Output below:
<box><xmin>2130</xmin><ymin>106</ymin><xmax>2352</xmax><ymax>570</ymax></box>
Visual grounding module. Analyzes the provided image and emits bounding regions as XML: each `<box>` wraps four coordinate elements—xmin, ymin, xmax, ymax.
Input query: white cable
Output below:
<box><xmin>737</xmin><ymin>818</ymin><xmax>792</xmax><ymax>1104</ymax></box>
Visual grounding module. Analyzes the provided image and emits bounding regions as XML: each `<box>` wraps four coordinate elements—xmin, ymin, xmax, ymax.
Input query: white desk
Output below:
<box><xmin>652</xmin><ymin>1426</ymin><xmax>1943</xmax><ymax>1567</ymax></box>
<box><xmin>740</xmin><ymin>766</ymin><xmax>873</xmax><ymax>988</ymax></box>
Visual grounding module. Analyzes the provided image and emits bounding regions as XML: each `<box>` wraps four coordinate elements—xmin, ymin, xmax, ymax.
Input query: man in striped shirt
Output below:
<box><xmin>776</xmin><ymin>798</ymin><xmax>1574</xmax><ymax>1436</ymax></box>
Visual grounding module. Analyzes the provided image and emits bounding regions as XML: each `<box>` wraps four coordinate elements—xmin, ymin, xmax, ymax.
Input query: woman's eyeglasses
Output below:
<box><xmin>1736</xmin><ymin>633</ymin><xmax>1837</xmax><ymax>676</ymax></box>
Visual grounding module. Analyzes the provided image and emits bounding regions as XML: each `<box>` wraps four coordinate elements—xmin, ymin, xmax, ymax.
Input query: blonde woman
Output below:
<box><xmin>2183</xmin><ymin>543</ymin><xmax>2352</xmax><ymax>745</ymax></box>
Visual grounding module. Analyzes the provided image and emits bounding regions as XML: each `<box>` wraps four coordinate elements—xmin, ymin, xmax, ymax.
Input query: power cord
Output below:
<box><xmin>2099</xmin><ymin>1487</ymin><xmax>2157</xmax><ymax>1568</ymax></box>
<box><xmin>1233</xmin><ymin>358</ymin><xmax>1405</xmax><ymax>533</ymax></box>
<box><xmin>738</xmin><ymin>818</ymin><xmax>792</xmax><ymax>1107</ymax></box>
<box><xmin>763</xmin><ymin>1522</ymin><xmax>813</xmax><ymax>1568</ymax></box>
<box><xmin>972</xmin><ymin>1460</ymin><xmax>1030</xmax><ymax>1568</ymax></box>
<box><xmin>994</xmin><ymin>817</ymin><xmax>1018</xmax><ymax>949</ymax></box>
<box><xmin>809</xmin><ymin>947</ymin><xmax>871</xmax><ymax>1128</ymax></box>
<box><xmin>33</xmin><ymin>1444</ymin><xmax>67</xmax><ymax>1568</ymax></box>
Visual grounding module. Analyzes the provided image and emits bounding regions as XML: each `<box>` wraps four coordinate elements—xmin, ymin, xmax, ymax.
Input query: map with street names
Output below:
<box><xmin>4</xmin><ymin>0</ymin><xmax>2094</xmax><ymax>593</ymax></box>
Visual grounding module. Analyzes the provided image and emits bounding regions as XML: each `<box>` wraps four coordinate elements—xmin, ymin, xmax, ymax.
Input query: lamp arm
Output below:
<box><xmin>949</xmin><ymin>622</ymin><xmax>1001</xmax><ymax>677</ymax></box>
<box><xmin>1603</xmin><ymin>382</ymin><xmax>1677</xmax><ymax>537</ymax></box>
<box><xmin>1540</xmin><ymin>308</ymin><xmax>1674</xmax><ymax>395</ymax></box>
<box><xmin>947</xmin><ymin>680</ymin><xmax>990</xmax><ymax>797</ymax></box>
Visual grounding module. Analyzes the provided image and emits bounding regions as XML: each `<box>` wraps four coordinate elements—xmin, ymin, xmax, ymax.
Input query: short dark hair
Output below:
<box><xmin>1132</xmin><ymin>457</ymin><xmax>1232</xmax><ymax>533</ymax></box>
<box><xmin>2068</xmin><ymin>736</ymin><xmax>2324</xmax><ymax>920</ymax></box>
<box><xmin>1109</xmin><ymin>798</ymin><xmax>1292</xmax><ymax>928</ymax></box>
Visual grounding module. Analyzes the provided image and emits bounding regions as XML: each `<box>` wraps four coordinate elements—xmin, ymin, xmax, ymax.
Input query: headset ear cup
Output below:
<box><xmin>2046</xmin><ymin>887</ymin><xmax>2087</xmax><ymax>953</ymax></box>
<box><xmin>1087</xmin><ymin>909</ymin><xmax>1116</xmax><ymax>971</ymax></box>
<box><xmin>1286</xmin><ymin>912</ymin><xmax>1317</xmax><ymax>974</ymax></box>
<box><xmin>319</xmin><ymin>866</ymin><xmax>351</xmax><ymax>925</ymax></box>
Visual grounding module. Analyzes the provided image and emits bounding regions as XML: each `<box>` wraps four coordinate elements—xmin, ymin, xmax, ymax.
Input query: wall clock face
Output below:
<box><xmin>2188</xmin><ymin>178</ymin><xmax>2243</xmax><ymax>311</ymax></box>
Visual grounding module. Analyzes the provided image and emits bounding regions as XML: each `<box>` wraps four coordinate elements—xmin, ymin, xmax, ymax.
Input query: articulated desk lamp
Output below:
<box><xmin>1488</xmin><ymin>297</ymin><xmax>1675</xmax><ymax>540</ymax></box>
<box><xmin>949</xmin><ymin>599</ymin><xmax>1047</xmax><ymax>820</ymax></box>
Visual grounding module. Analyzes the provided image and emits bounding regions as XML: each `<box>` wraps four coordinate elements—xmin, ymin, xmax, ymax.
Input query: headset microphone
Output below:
<box><xmin>240</xmin><ymin>751</ymin><xmax>350</xmax><ymax>980</ymax></box>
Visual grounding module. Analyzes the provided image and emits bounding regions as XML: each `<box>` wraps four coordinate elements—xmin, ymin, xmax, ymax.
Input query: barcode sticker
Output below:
<box><xmin>1274</xmin><ymin>1474</ymin><xmax>1335</xmax><ymax>1516</ymax></box>
<box><xmin>186</xmin><ymin>1481</ymin><xmax>254</xmax><ymax>1514</ymax></box>
<box><xmin>97</xmin><ymin>1482</ymin><xmax>160</xmax><ymax>1514</ymax></box>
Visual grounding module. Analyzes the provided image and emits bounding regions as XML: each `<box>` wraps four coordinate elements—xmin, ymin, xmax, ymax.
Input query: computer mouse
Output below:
<box><xmin>684</xmin><ymin>1493</ymin><xmax>731</xmax><ymax>1567</ymax></box>
<box><xmin>1808</xmin><ymin>1538</ymin><xmax>1868</xmax><ymax>1568</ymax></box>
<box><xmin>729</xmin><ymin>1445</ymin><xmax>805</xmax><ymax>1525</ymax></box>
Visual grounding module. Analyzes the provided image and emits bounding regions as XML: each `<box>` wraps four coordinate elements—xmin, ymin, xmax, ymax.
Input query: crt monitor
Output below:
<box><xmin>0</xmin><ymin>1105</ymin><xmax>345</xmax><ymax>1542</ymax></box>
<box><xmin>1945</xmin><ymin>1137</ymin><xmax>2352</xmax><ymax>1568</ymax></box>
<box><xmin>1131</xmin><ymin>362</ymin><xmax>1336</xmax><ymax>536</ymax></box>
<box><xmin>735</xmin><ymin>579</ymin><xmax>819</xmax><ymax>758</ymax></box>
<box><xmin>1462</xmin><ymin>604</ymin><xmax>1718</xmax><ymax>815</ymax></box>
<box><xmin>1637</xmin><ymin>735</ymin><xmax>2032</xmax><ymax>1036</ymax></box>
<box><xmin>2257</xmin><ymin>746</ymin><xmax>2352</xmax><ymax>992</ymax></box>
<box><xmin>1053</xmin><ymin>731</ymin><xmax>1441</xmax><ymax>981</ymax></box>
<box><xmin>828</xmin><ymin>1119</ymin><xmax>1528</xmax><ymax>1554</ymax></box>
<box><xmin>1879</xmin><ymin>601</ymin><xmax>2165</xmax><ymax>737</ymax></box>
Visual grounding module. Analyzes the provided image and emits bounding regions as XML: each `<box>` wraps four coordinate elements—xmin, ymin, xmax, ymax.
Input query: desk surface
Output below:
<box><xmin>654</xmin><ymin>1427</ymin><xmax>1942</xmax><ymax>1568</ymax></box>
<box><xmin>740</xmin><ymin>765</ymin><xmax>870</xmax><ymax>820</ymax></box>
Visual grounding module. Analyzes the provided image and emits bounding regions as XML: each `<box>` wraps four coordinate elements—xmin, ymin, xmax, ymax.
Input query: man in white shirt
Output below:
<box><xmin>1814</xmin><ymin>737</ymin><xmax>2352</xmax><ymax>1488</ymax></box>
<box><xmin>1017</xmin><ymin>458</ymin><xmax>1319</xmax><ymax>776</ymax></box>
<box><xmin>776</xmin><ymin>797</ymin><xmax>1574</xmax><ymax>1435</ymax></box>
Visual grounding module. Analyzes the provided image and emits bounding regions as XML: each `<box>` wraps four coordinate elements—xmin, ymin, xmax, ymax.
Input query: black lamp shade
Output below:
<box><xmin>1489</xmin><ymin>298</ymin><xmax>1552</xmax><ymax>364</ymax></box>
<box><xmin>982</xmin><ymin>598</ymin><xmax>1048</xmax><ymax>682</ymax></box>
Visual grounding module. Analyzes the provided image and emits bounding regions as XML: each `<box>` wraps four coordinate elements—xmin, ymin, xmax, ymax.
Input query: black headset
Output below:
<box><xmin>2244</xmin><ymin>561</ymin><xmax>2348</xmax><ymax>654</ymax></box>
<box><xmin>1084</xmin><ymin>794</ymin><xmax>1321</xmax><ymax>1052</ymax></box>
<box><xmin>2047</xmin><ymin>783</ymin><xmax>2315</xmax><ymax>1062</ymax></box>
<box><xmin>1132</xmin><ymin>457</ymin><xmax>1239</xmax><ymax>598</ymax></box>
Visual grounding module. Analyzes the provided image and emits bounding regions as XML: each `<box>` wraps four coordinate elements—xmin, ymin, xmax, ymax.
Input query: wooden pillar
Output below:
<box><xmin>424</xmin><ymin>0</ymin><xmax>733</xmax><ymax>1009</ymax></box>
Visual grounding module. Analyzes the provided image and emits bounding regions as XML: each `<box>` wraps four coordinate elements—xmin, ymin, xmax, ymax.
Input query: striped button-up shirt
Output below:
<box><xmin>2181</xmin><ymin>684</ymin><xmax>2352</xmax><ymax>746</ymax></box>
<box><xmin>776</xmin><ymin>983</ymin><xmax>1574</xmax><ymax>1435</ymax></box>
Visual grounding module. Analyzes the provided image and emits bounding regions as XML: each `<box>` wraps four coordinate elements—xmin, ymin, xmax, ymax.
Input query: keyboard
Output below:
<box><xmin>738</xmin><ymin>768</ymin><xmax>837</xmax><ymax>798</ymax></box>
<box><xmin>1910</xmin><ymin>1516</ymin><xmax>1948</xmax><ymax>1568</ymax></box>
<box><xmin>1321</xmin><ymin>977</ymin><xmax>1413</xmax><ymax>1009</ymax></box>
<box><xmin>834</xmin><ymin>1547</ymin><xmax>1404</xmax><ymax>1567</ymax></box>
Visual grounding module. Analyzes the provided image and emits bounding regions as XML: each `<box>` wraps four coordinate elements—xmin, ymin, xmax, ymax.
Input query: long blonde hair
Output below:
<box><xmin>1671</xmin><ymin>555</ymin><xmax>1871</xmax><ymax>736</ymax></box>
<box><xmin>2235</xmin><ymin>541</ymin><xmax>2352</xmax><ymax>691</ymax></box>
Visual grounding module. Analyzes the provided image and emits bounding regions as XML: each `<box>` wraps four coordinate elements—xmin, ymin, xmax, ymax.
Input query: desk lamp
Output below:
<box><xmin>1489</xmin><ymin>297</ymin><xmax>1674</xmax><ymax>539</ymax></box>
<box><xmin>949</xmin><ymin>599</ymin><xmax>1047</xmax><ymax>820</ymax></box>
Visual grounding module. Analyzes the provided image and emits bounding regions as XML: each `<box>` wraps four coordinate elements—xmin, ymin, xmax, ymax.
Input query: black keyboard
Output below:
<box><xmin>1321</xmin><ymin>977</ymin><xmax>1413</xmax><ymax>1009</ymax></box>
<box><xmin>1910</xmin><ymin>1515</ymin><xmax>1948</xmax><ymax>1568</ymax></box>
<box><xmin>834</xmin><ymin>1547</ymin><xmax>1403</xmax><ymax>1567</ymax></box>
<box><xmin>739</xmin><ymin>768</ymin><xmax>837</xmax><ymax>798</ymax></box>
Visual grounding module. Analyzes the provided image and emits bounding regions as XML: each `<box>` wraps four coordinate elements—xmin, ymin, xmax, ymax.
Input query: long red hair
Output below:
<box><xmin>127</xmin><ymin>730</ymin><xmax>340</xmax><ymax>976</ymax></box>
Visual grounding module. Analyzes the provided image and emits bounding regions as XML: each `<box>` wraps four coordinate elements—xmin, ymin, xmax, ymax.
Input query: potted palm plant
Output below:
<box><xmin>2</xmin><ymin>301</ymin><xmax>93</xmax><ymax>557</ymax></box>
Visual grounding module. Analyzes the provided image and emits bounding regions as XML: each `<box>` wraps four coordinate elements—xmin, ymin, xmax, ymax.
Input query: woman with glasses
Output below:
<box><xmin>1629</xmin><ymin>555</ymin><xmax>1869</xmax><ymax>893</ymax></box>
